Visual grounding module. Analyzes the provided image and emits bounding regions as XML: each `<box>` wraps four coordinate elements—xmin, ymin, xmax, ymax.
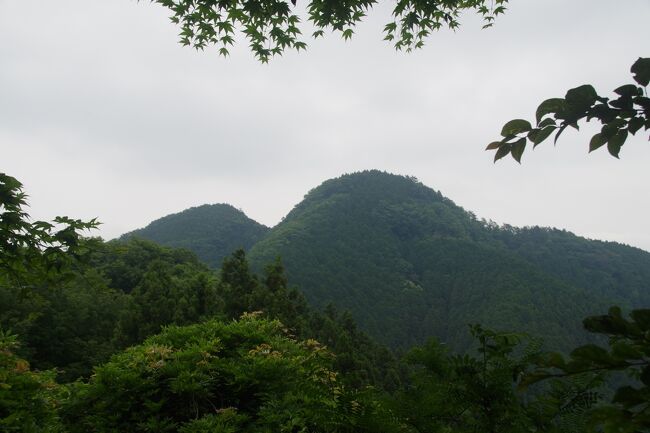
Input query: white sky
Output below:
<box><xmin>2</xmin><ymin>0</ymin><xmax>649</xmax><ymax>251</ymax></box>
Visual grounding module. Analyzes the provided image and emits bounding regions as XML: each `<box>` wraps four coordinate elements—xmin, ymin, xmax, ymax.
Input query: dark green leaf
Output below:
<box><xmin>614</xmin><ymin>84</ymin><xmax>641</xmax><ymax>97</ymax></box>
<box><xmin>538</xmin><ymin>118</ymin><xmax>556</xmax><ymax>128</ymax></box>
<box><xmin>611</xmin><ymin>341</ymin><xmax>642</xmax><ymax>361</ymax></box>
<box><xmin>501</xmin><ymin>119</ymin><xmax>532</xmax><ymax>137</ymax></box>
<box><xmin>565</xmin><ymin>85</ymin><xmax>598</xmax><ymax>110</ymax></box>
<box><xmin>519</xmin><ymin>372</ymin><xmax>553</xmax><ymax>388</ymax></box>
<box><xmin>610</xmin><ymin>95</ymin><xmax>634</xmax><ymax>111</ymax></box>
<box><xmin>486</xmin><ymin>141</ymin><xmax>502</xmax><ymax>150</ymax></box>
<box><xmin>570</xmin><ymin>344</ymin><xmax>613</xmax><ymax>365</ymax></box>
<box><xmin>584</xmin><ymin>312</ymin><xmax>630</xmax><ymax>336</ymax></box>
<box><xmin>554</xmin><ymin>123</ymin><xmax>569</xmax><ymax>144</ymax></box>
<box><xmin>536</xmin><ymin>98</ymin><xmax>565</xmax><ymax>124</ymax></box>
<box><xmin>510</xmin><ymin>137</ymin><xmax>526</xmax><ymax>163</ymax></box>
<box><xmin>630</xmin><ymin>310</ymin><xmax>650</xmax><ymax>331</ymax></box>
<box><xmin>641</xmin><ymin>365</ymin><xmax>650</xmax><ymax>386</ymax></box>
<box><xmin>607</xmin><ymin>130</ymin><xmax>628</xmax><ymax>158</ymax></box>
<box><xmin>588</xmin><ymin>103</ymin><xmax>618</xmax><ymax>123</ymax></box>
<box><xmin>589</xmin><ymin>133</ymin><xmax>607</xmax><ymax>152</ymax></box>
<box><xmin>631</xmin><ymin>57</ymin><xmax>650</xmax><ymax>87</ymax></box>
<box><xmin>530</xmin><ymin>125</ymin><xmax>556</xmax><ymax>147</ymax></box>
<box><xmin>628</xmin><ymin>117</ymin><xmax>644</xmax><ymax>135</ymax></box>
<box><xmin>542</xmin><ymin>352</ymin><xmax>566</xmax><ymax>368</ymax></box>
<box><xmin>494</xmin><ymin>143</ymin><xmax>511</xmax><ymax>162</ymax></box>
<box><xmin>601</xmin><ymin>121</ymin><xmax>624</xmax><ymax>139</ymax></box>
<box><xmin>634</xmin><ymin>96</ymin><xmax>650</xmax><ymax>109</ymax></box>
<box><xmin>612</xmin><ymin>386</ymin><xmax>645</xmax><ymax>408</ymax></box>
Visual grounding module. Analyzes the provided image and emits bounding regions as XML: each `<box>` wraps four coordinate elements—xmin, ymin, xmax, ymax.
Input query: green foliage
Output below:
<box><xmin>91</xmin><ymin>238</ymin><xmax>206</xmax><ymax>293</ymax></box>
<box><xmin>121</xmin><ymin>204</ymin><xmax>269</xmax><ymax>268</ymax></box>
<box><xmin>0</xmin><ymin>172</ymin><xmax>112</xmax><ymax>381</ymax></box>
<box><xmin>150</xmin><ymin>0</ymin><xmax>508</xmax><ymax>61</ymax></box>
<box><xmin>488</xmin><ymin>58</ymin><xmax>650</xmax><ymax>162</ymax></box>
<box><xmin>399</xmin><ymin>327</ymin><xmax>599</xmax><ymax>433</ymax></box>
<box><xmin>217</xmin><ymin>249</ymin><xmax>404</xmax><ymax>392</ymax></box>
<box><xmin>113</xmin><ymin>251</ymin><xmax>221</xmax><ymax>346</ymax></box>
<box><xmin>0</xmin><ymin>269</ymin><xmax>128</xmax><ymax>382</ymax></box>
<box><xmin>62</xmin><ymin>317</ymin><xmax>391</xmax><ymax>433</ymax></box>
<box><xmin>0</xmin><ymin>236</ymin><xmax>222</xmax><ymax>382</ymax></box>
<box><xmin>523</xmin><ymin>307</ymin><xmax>650</xmax><ymax>433</ymax></box>
<box><xmin>0</xmin><ymin>173</ymin><xmax>98</xmax><ymax>287</ymax></box>
<box><xmin>404</xmin><ymin>328</ymin><xmax>534</xmax><ymax>433</ymax></box>
<box><xmin>305</xmin><ymin>304</ymin><xmax>404</xmax><ymax>392</ymax></box>
<box><xmin>0</xmin><ymin>331</ymin><xmax>62</xmax><ymax>432</ymax></box>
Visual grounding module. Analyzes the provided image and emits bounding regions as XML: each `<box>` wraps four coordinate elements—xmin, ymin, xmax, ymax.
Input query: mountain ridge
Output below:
<box><xmin>121</xmin><ymin>203</ymin><xmax>269</xmax><ymax>268</ymax></box>
<box><xmin>120</xmin><ymin>170</ymin><xmax>650</xmax><ymax>350</ymax></box>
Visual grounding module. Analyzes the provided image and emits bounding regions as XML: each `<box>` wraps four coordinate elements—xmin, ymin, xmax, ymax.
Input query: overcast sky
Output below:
<box><xmin>2</xmin><ymin>0</ymin><xmax>649</xmax><ymax>251</ymax></box>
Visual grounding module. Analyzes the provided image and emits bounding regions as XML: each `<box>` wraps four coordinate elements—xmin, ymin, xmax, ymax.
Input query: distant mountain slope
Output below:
<box><xmin>124</xmin><ymin>171</ymin><xmax>650</xmax><ymax>352</ymax></box>
<box><xmin>247</xmin><ymin>170</ymin><xmax>650</xmax><ymax>350</ymax></box>
<box><xmin>493</xmin><ymin>226</ymin><xmax>650</xmax><ymax>307</ymax></box>
<box><xmin>121</xmin><ymin>204</ymin><xmax>269</xmax><ymax>267</ymax></box>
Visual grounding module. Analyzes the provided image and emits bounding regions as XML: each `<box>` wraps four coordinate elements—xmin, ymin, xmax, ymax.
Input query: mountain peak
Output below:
<box><xmin>121</xmin><ymin>203</ymin><xmax>269</xmax><ymax>267</ymax></box>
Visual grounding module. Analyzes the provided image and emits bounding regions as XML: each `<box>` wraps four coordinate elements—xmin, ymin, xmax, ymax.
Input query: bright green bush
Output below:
<box><xmin>0</xmin><ymin>331</ymin><xmax>62</xmax><ymax>433</ymax></box>
<box><xmin>62</xmin><ymin>316</ymin><xmax>385</xmax><ymax>433</ymax></box>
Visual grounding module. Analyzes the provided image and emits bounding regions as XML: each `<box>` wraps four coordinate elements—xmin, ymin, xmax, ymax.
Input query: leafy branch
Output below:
<box><xmin>0</xmin><ymin>173</ymin><xmax>99</xmax><ymax>288</ymax></box>
<box><xmin>521</xmin><ymin>306</ymin><xmax>650</xmax><ymax>433</ymax></box>
<box><xmin>149</xmin><ymin>0</ymin><xmax>508</xmax><ymax>62</ymax></box>
<box><xmin>488</xmin><ymin>57</ymin><xmax>650</xmax><ymax>163</ymax></box>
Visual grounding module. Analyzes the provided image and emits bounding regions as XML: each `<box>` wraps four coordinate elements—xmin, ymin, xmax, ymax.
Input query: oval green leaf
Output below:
<box><xmin>531</xmin><ymin>125</ymin><xmax>556</xmax><ymax>147</ymax></box>
<box><xmin>510</xmin><ymin>137</ymin><xmax>526</xmax><ymax>163</ymax></box>
<box><xmin>589</xmin><ymin>133</ymin><xmax>606</xmax><ymax>152</ymax></box>
<box><xmin>536</xmin><ymin>98</ymin><xmax>565</xmax><ymax>124</ymax></box>
<box><xmin>631</xmin><ymin>57</ymin><xmax>650</xmax><ymax>87</ymax></box>
<box><xmin>500</xmin><ymin>119</ymin><xmax>532</xmax><ymax>137</ymax></box>
<box><xmin>494</xmin><ymin>143</ymin><xmax>511</xmax><ymax>162</ymax></box>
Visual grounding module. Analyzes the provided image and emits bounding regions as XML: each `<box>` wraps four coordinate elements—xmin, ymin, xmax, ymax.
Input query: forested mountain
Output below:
<box><xmin>121</xmin><ymin>203</ymin><xmax>269</xmax><ymax>267</ymax></box>
<box><xmin>245</xmin><ymin>171</ymin><xmax>650</xmax><ymax>351</ymax></box>
<box><xmin>121</xmin><ymin>171</ymin><xmax>650</xmax><ymax>352</ymax></box>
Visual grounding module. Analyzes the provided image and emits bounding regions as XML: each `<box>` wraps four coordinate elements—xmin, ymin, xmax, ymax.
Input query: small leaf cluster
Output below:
<box><xmin>384</xmin><ymin>0</ymin><xmax>507</xmax><ymax>52</ymax></box>
<box><xmin>151</xmin><ymin>0</ymin><xmax>507</xmax><ymax>60</ymax></box>
<box><xmin>523</xmin><ymin>306</ymin><xmax>650</xmax><ymax>433</ymax></box>
<box><xmin>488</xmin><ymin>58</ymin><xmax>650</xmax><ymax>162</ymax></box>
<box><xmin>152</xmin><ymin>0</ymin><xmax>305</xmax><ymax>62</ymax></box>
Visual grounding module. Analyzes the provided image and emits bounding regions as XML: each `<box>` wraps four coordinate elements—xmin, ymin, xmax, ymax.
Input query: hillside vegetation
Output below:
<box><xmin>122</xmin><ymin>204</ymin><xmax>269</xmax><ymax>267</ymax></box>
<box><xmin>117</xmin><ymin>171</ymin><xmax>650</xmax><ymax>352</ymax></box>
